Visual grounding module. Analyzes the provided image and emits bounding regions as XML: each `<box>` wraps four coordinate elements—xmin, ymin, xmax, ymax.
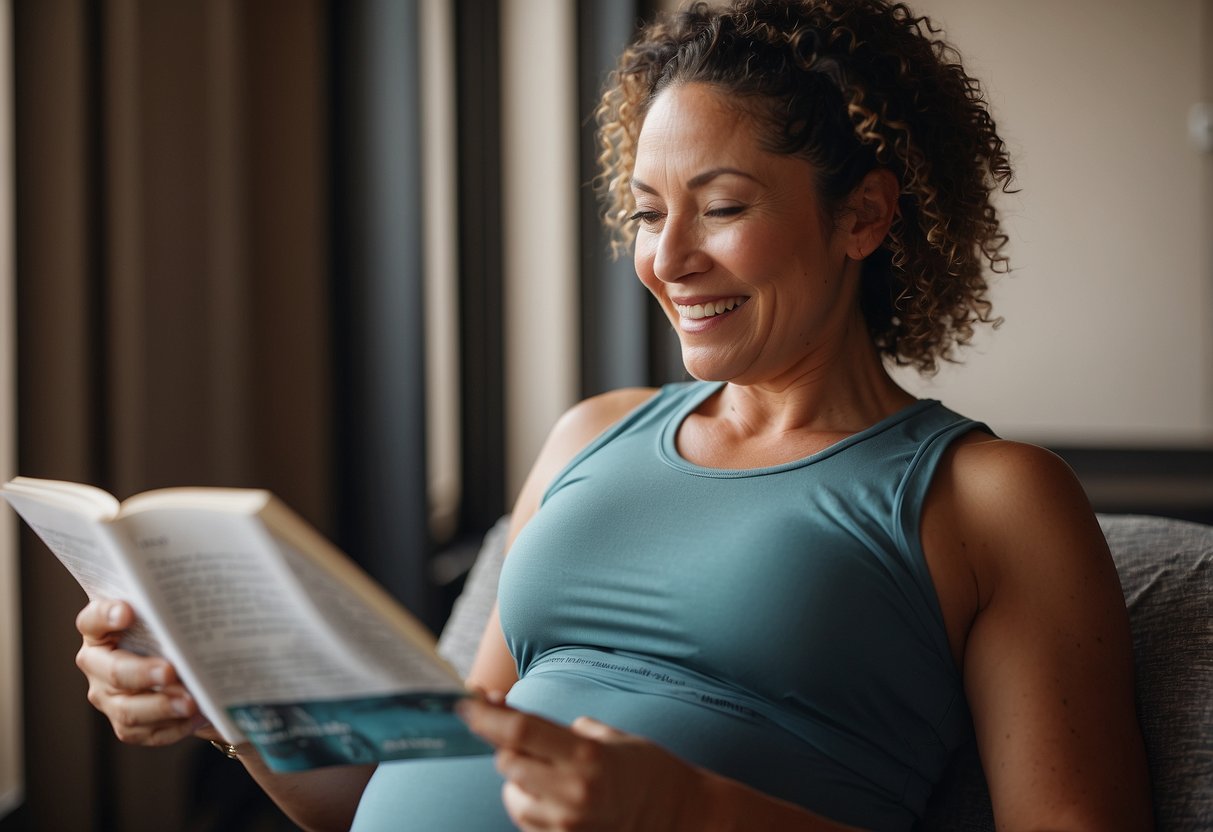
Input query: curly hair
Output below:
<box><xmin>594</xmin><ymin>0</ymin><xmax>1013</xmax><ymax>373</ymax></box>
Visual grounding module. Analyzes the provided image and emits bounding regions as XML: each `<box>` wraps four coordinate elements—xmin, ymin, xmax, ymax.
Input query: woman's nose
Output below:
<box><xmin>652</xmin><ymin>216</ymin><xmax>710</xmax><ymax>283</ymax></box>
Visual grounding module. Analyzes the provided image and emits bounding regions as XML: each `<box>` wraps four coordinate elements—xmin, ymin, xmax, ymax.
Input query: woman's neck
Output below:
<box><xmin>707</xmin><ymin>317</ymin><xmax>914</xmax><ymax>439</ymax></box>
<box><xmin>677</xmin><ymin>320</ymin><xmax>916</xmax><ymax>470</ymax></box>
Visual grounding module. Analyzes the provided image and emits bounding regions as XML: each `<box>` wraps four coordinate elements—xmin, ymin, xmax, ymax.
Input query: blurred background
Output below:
<box><xmin>0</xmin><ymin>0</ymin><xmax>1208</xmax><ymax>829</ymax></box>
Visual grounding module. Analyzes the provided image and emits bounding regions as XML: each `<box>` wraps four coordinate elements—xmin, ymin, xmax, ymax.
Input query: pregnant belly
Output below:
<box><xmin>351</xmin><ymin>753</ymin><xmax>511</xmax><ymax>832</ymax></box>
<box><xmin>353</xmin><ymin>647</ymin><xmax>910</xmax><ymax>830</ymax></box>
<box><xmin>351</xmin><ymin>648</ymin><xmax>801</xmax><ymax>832</ymax></box>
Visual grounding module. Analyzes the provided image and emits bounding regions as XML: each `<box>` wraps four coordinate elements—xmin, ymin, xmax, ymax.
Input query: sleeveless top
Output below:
<box><xmin>500</xmin><ymin>381</ymin><xmax>983</xmax><ymax>829</ymax></box>
<box><xmin>352</xmin><ymin>381</ymin><xmax>984</xmax><ymax>831</ymax></box>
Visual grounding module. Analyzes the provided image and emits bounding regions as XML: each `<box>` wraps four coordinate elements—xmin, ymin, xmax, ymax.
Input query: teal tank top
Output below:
<box><xmin>352</xmin><ymin>381</ymin><xmax>983</xmax><ymax>831</ymax></box>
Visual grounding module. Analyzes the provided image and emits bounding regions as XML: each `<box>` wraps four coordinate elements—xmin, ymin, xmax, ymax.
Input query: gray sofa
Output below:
<box><xmin>437</xmin><ymin>514</ymin><xmax>1213</xmax><ymax>830</ymax></box>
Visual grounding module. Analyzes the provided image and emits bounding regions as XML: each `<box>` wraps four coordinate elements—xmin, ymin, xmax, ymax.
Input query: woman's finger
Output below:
<box><xmin>75</xmin><ymin>643</ymin><xmax>177</xmax><ymax>692</ymax></box>
<box><xmin>493</xmin><ymin>747</ymin><xmax>592</xmax><ymax>806</ymax></box>
<box><xmin>111</xmin><ymin>712</ymin><xmax>199</xmax><ymax>747</ymax></box>
<box><xmin>460</xmin><ymin>699</ymin><xmax>577</xmax><ymax>762</ymax></box>
<box><xmin>145</xmin><ymin>718</ymin><xmax>204</xmax><ymax>747</ymax></box>
<box><xmin>570</xmin><ymin>716</ymin><xmax>624</xmax><ymax>743</ymax></box>
<box><xmin>92</xmin><ymin>687</ymin><xmax>199</xmax><ymax>747</ymax></box>
<box><xmin>102</xmin><ymin>688</ymin><xmax>197</xmax><ymax>728</ymax></box>
<box><xmin>501</xmin><ymin>779</ymin><xmax>563</xmax><ymax>831</ymax></box>
<box><xmin>76</xmin><ymin>600</ymin><xmax>132</xmax><ymax>642</ymax></box>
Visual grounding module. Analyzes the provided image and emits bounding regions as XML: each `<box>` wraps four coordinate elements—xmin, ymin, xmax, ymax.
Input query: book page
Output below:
<box><xmin>109</xmin><ymin>509</ymin><xmax>459</xmax><ymax>707</ymax></box>
<box><xmin>275</xmin><ymin>537</ymin><xmax>459</xmax><ymax>690</ymax></box>
<box><xmin>109</xmin><ymin>506</ymin><xmax>486</xmax><ymax>768</ymax></box>
<box><xmin>3</xmin><ymin>493</ymin><xmax>162</xmax><ymax>656</ymax></box>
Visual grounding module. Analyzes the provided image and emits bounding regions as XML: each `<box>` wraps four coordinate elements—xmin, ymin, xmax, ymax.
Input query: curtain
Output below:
<box><xmin>11</xmin><ymin>0</ymin><xmax>360</xmax><ymax>828</ymax></box>
<box><xmin>576</xmin><ymin>0</ymin><xmax>683</xmax><ymax>398</ymax></box>
<box><xmin>0</xmin><ymin>0</ymin><xmax>20</xmax><ymax>821</ymax></box>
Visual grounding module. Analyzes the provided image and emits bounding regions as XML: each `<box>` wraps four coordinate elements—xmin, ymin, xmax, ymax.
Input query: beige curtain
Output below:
<box><xmin>14</xmin><ymin>0</ymin><xmax>331</xmax><ymax>828</ymax></box>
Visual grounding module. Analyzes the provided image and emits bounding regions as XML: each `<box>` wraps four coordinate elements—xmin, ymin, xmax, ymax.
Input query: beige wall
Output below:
<box><xmin>0</xmin><ymin>0</ymin><xmax>21</xmax><ymax>817</ymax></box>
<box><xmin>502</xmin><ymin>0</ymin><xmax>580</xmax><ymax>499</ymax></box>
<box><xmin>893</xmin><ymin>0</ymin><xmax>1213</xmax><ymax>446</ymax></box>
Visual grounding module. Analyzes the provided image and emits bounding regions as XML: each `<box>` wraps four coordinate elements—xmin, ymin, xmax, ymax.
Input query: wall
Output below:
<box><xmin>502</xmin><ymin>0</ymin><xmax>580</xmax><ymax>499</ymax></box>
<box><xmin>889</xmin><ymin>0</ymin><xmax>1213</xmax><ymax>446</ymax></box>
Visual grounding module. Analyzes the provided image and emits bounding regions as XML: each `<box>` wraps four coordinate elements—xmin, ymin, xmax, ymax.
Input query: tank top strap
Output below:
<box><xmin>890</xmin><ymin>411</ymin><xmax>992</xmax><ymax>654</ymax></box>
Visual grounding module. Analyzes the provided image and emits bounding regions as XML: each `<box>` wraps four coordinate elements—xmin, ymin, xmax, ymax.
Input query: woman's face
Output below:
<box><xmin>631</xmin><ymin>82</ymin><xmax>862</xmax><ymax>386</ymax></box>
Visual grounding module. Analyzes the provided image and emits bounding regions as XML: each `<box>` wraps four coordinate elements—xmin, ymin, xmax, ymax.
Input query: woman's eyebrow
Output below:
<box><xmin>631</xmin><ymin>167</ymin><xmax>761</xmax><ymax>195</ymax></box>
<box><xmin>687</xmin><ymin>167</ymin><xmax>760</xmax><ymax>188</ymax></box>
<box><xmin>630</xmin><ymin>177</ymin><xmax>659</xmax><ymax>195</ymax></box>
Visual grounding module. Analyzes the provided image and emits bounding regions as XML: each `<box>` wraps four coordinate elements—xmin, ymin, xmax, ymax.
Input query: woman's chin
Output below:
<box><xmin>679</xmin><ymin>350</ymin><xmax>746</xmax><ymax>383</ymax></box>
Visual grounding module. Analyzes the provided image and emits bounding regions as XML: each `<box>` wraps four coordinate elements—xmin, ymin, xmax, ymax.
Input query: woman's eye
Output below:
<box><xmin>706</xmin><ymin>205</ymin><xmax>744</xmax><ymax>218</ymax></box>
<box><xmin>628</xmin><ymin>210</ymin><xmax>664</xmax><ymax>226</ymax></box>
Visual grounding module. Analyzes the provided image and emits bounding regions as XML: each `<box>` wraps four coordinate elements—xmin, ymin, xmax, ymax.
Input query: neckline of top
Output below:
<box><xmin>657</xmin><ymin>381</ymin><xmax>938</xmax><ymax>479</ymax></box>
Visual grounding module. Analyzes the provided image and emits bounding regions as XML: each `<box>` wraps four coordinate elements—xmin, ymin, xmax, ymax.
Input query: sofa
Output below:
<box><xmin>436</xmin><ymin>514</ymin><xmax>1213</xmax><ymax>830</ymax></box>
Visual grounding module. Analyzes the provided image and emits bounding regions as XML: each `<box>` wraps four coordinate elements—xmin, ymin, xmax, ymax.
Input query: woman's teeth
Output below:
<box><xmin>675</xmin><ymin>297</ymin><xmax>747</xmax><ymax>320</ymax></box>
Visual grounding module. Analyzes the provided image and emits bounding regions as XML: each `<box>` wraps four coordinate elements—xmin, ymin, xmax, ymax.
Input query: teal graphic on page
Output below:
<box><xmin>230</xmin><ymin>693</ymin><xmax>491</xmax><ymax>771</ymax></box>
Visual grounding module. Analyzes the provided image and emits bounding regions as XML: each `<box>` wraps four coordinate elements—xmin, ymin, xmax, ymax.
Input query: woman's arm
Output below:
<box><xmin>921</xmin><ymin>437</ymin><xmax>1153</xmax><ymax>831</ymax></box>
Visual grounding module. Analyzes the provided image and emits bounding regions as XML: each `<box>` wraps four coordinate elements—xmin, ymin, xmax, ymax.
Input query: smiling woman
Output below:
<box><xmin>70</xmin><ymin>2</ymin><xmax>1154</xmax><ymax>830</ymax></box>
<box><xmin>598</xmin><ymin>2</ymin><xmax>1012</xmax><ymax>378</ymax></box>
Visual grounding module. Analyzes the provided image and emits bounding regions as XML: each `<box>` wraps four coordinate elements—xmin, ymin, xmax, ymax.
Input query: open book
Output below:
<box><xmin>2</xmin><ymin>476</ymin><xmax>490</xmax><ymax>772</ymax></box>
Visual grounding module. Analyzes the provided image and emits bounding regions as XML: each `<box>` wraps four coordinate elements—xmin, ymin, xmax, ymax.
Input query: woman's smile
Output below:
<box><xmin>673</xmin><ymin>295</ymin><xmax>750</xmax><ymax>330</ymax></box>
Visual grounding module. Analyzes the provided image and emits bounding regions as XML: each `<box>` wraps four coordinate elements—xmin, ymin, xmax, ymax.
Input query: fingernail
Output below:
<box><xmin>170</xmin><ymin>696</ymin><xmax>190</xmax><ymax>717</ymax></box>
<box><xmin>150</xmin><ymin>665</ymin><xmax>167</xmax><ymax>687</ymax></box>
<box><xmin>107</xmin><ymin>605</ymin><xmax>122</xmax><ymax>627</ymax></box>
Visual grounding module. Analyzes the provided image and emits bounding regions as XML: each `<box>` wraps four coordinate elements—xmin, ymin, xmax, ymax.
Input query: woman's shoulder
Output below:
<box><xmin>934</xmin><ymin>432</ymin><xmax>1092</xmax><ymax>528</ymax></box>
<box><xmin>550</xmin><ymin>387</ymin><xmax>661</xmax><ymax>450</ymax></box>
<box><xmin>923</xmin><ymin>430</ymin><xmax>1114</xmax><ymax>637</ymax></box>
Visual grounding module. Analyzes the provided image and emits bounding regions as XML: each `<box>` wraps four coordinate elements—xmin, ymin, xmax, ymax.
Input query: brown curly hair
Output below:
<box><xmin>594</xmin><ymin>0</ymin><xmax>1013</xmax><ymax>373</ymax></box>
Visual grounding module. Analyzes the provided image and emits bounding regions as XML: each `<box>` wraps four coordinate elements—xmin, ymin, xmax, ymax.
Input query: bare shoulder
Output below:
<box><xmin>927</xmin><ymin>433</ymin><xmax>1107</xmax><ymax>597</ymax></box>
<box><xmin>545</xmin><ymin>387</ymin><xmax>660</xmax><ymax>460</ymax></box>
<box><xmin>939</xmin><ymin>431</ymin><xmax>1091</xmax><ymax>518</ymax></box>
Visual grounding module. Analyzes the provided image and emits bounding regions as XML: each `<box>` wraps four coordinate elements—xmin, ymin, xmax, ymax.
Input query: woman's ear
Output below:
<box><xmin>842</xmin><ymin>168</ymin><xmax>899</xmax><ymax>261</ymax></box>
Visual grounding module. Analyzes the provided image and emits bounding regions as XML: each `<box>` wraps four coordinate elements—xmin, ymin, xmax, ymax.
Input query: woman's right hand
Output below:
<box><xmin>75</xmin><ymin>599</ymin><xmax>203</xmax><ymax>746</ymax></box>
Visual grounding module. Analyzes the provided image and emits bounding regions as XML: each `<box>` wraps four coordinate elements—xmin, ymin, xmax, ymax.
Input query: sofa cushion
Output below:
<box><xmin>1106</xmin><ymin>514</ymin><xmax>1213</xmax><ymax>830</ymax></box>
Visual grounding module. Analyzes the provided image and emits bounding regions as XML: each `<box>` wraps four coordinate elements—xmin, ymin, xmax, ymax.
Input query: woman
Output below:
<box><xmin>74</xmin><ymin>1</ymin><xmax>1153</xmax><ymax>829</ymax></box>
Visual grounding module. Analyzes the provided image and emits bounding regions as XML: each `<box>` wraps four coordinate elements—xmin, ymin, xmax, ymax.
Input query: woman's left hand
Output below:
<box><xmin>459</xmin><ymin>695</ymin><xmax>703</xmax><ymax>831</ymax></box>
